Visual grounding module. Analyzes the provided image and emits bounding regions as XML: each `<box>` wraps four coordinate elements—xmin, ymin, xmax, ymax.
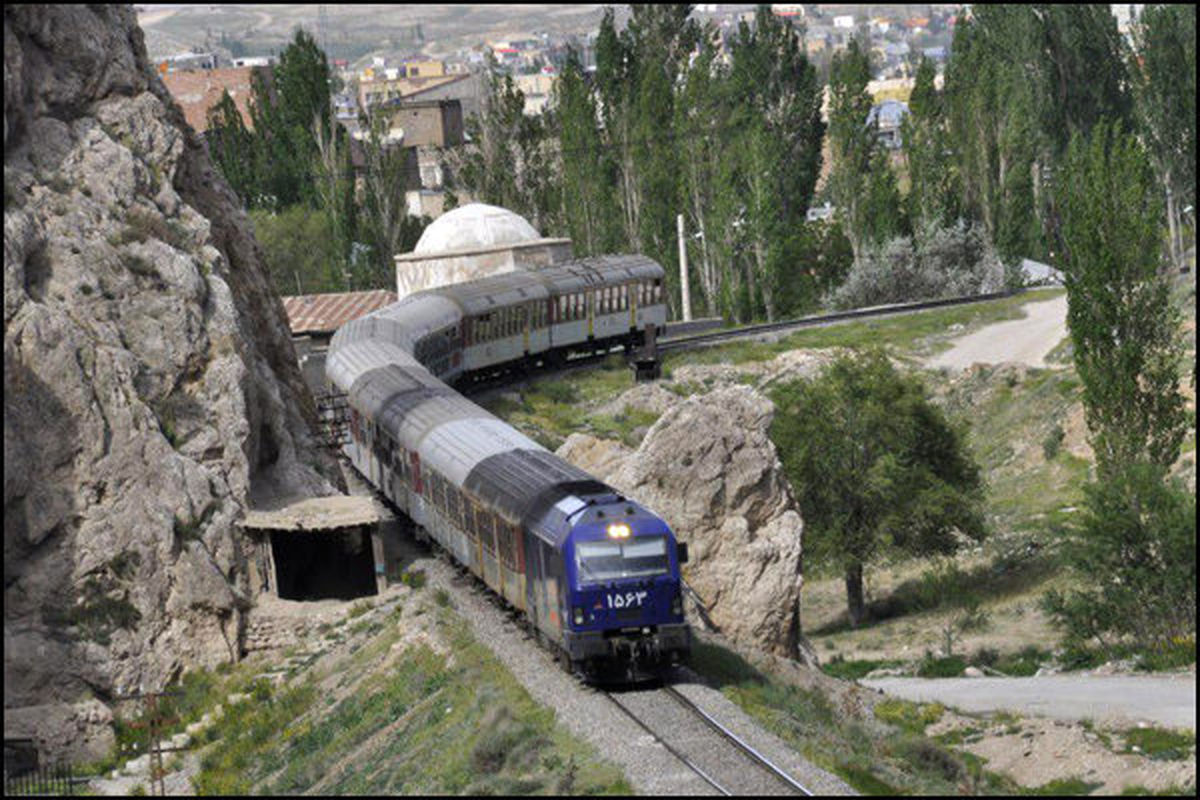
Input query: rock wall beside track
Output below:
<box><xmin>4</xmin><ymin>4</ymin><xmax>341</xmax><ymax>762</ymax></box>
<box><xmin>560</xmin><ymin>386</ymin><xmax>812</xmax><ymax>663</ymax></box>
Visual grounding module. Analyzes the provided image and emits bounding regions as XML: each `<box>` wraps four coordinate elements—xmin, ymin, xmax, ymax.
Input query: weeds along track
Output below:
<box><xmin>601</xmin><ymin>683</ymin><xmax>813</xmax><ymax>796</ymax></box>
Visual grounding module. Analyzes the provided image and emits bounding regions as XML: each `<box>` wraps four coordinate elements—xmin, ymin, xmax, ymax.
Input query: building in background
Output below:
<box><xmin>393</xmin><ymin>203</ymin><xmax>571</xmax><ymax>299</ymax></box>
<box><xmin>160</xmin><ymin>65</ymin><xmax>272</xmax><ymax>134</ymax></box>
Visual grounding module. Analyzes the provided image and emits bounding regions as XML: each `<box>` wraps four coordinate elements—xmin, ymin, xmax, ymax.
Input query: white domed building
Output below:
<box><xmin>393</xmin><ymin>203</ymin><xmax>572</xmax><ymax>298</ymax></box>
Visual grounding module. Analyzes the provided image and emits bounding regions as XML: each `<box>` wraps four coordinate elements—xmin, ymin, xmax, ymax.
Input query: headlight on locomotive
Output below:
<box><xmin>572</xmin><ymin>606</ymin><xmax>584</xmax><ymax>626</ymax></box>
<box><xmin>671</xmin><ymin>590</ymin><xmax>682</xmax><ymax>617</ymax></box>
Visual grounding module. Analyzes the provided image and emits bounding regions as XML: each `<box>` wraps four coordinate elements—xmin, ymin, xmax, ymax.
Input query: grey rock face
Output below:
<box><xmin>4</xmin><ymin>5</ymin><xmax>341</xmax><ymax>761</ymax></box>
<box><xmin>559</xmin><ymin>386</ymin><xmax>809</xmax><ymax>662</ymax></box>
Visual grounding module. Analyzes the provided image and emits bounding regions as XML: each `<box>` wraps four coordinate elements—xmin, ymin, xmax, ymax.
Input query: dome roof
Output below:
<box><xmin>413</xmin><ymin>203</ymin><xmax>542</xmax><ymax>255</ymax></box>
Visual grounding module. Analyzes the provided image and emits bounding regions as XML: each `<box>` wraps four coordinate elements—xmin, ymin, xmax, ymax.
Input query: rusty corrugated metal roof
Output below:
<box><xmin>281</xmin><ymin>290</ymin><xmax>397</xmax><ymax>335</ymax></box>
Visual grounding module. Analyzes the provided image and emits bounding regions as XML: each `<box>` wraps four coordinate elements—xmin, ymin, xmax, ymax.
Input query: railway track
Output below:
<box><xmin>602</xmin><ymin>682</ymin><xmax>813</xmax><ymax>796</ymax></box>
<box><xmin>462</xmin><ymin>288</ymin><xmax>1028</xmax><ymax>403</ymax></box>
<box><xmin>657</xmin><ymin>288</ymin><xmax>1025</xmax><ymax>353</ymax></box>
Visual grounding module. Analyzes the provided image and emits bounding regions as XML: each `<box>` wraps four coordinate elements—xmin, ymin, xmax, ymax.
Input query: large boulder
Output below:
<box><xmin>559</xmin><ymin>385</ymin><xmax>811</xmax><ymax>661</ymax></box>
<box><xmin>4</xmin><ymin>5</ymin><xmax>342</xmax><ymax>761</ymax></box>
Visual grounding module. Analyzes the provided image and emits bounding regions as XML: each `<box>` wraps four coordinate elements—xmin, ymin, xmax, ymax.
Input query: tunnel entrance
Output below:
<box><xmin>241</xmin><ymin>496</ymin><xmax>390</xmax><ymax>602</ymax></box>
<box><xmin>269</xmin><ymin>529</ymin><xmax>377</xmax><ymax>601</ymax></box>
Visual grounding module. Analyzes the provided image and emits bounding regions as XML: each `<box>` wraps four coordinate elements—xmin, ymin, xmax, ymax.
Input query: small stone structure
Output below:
<box><xmin>393</xmin><ymin>202</ymin><xmax>572</xmax><ymax>298</ymax></box>
<box><xmin>240</xmin><ymin>496</ymin><xmax>391</xmax><ymax>601</ymax></box>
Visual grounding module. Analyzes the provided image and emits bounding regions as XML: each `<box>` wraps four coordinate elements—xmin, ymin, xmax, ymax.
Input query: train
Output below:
<box><xmin>325</xmin><ymin>254</ymin><xmax>691</xmax><ymax>679</ymax></box>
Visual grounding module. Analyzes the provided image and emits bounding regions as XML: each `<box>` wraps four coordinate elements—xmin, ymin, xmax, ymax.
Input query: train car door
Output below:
<box><xmin>522</xmin><ymin>302</ymin><xmax>531</xmax><ymax>354</ymax></box>
<box><xmin>410</xmin><ymin>451</ymin><xmax>422</xmax><ymax>495</ymax></box>
<box><xmin>629</xmin><ymin>282</ymin><xmax>637</xmax><ymax>329</ymax></box>
<box><xmin>587</xmin><ymin>288</ymin><xmax>594</xmax><ymax>338</ymax></box>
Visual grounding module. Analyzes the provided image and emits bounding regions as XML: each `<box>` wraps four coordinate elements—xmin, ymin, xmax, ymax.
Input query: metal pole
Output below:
<box><xmin>677</xmin><ymin>213</ymin><xmax>692</xmax><ymax>322</ymax></box>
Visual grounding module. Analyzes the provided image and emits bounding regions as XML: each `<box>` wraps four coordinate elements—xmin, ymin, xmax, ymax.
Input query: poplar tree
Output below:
<box><xmin>1044</xmin><ymin>120</ymin><xmax>1193</xmax><ymax>649</ymax></box>
<box><xmin>1130</xmin><ymin>4</ymin><xmax>1196</xmax><ymax>273</ymax></box>
<box><xmin>553</xmin><ymin>49</ymin><xmax>619</xmax><ymax>255</ymax></box>
<box><xmin>828</xmin><ymin>38</ymin><xmax>902</xmax><ymax>257</ymax></box>
<box><xmin>902</xmin><ymin>57</ymin><xmax>957</xmax><ymax>233</ymax></box>
<box><xmin>205</xmin><ymin>90</ymin><xmax>258</xmax><ymax>206</ymax></box>
<box><xmin>727</xmin><ymin>6</ymin><xmax>825</xmax><ymax>321</ymax></box>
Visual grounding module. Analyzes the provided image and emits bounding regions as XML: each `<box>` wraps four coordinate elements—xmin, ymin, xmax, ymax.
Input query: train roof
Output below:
<box><xmin>463</xmin><ymin>448</ymin><xmax>610</xmax><ymax>541</ymax></box>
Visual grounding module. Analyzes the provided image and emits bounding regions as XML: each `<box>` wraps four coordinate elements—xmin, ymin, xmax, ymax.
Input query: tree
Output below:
<box><xmin>1042</xmin><ymin>465</ymin><xmax>1195</xmax><ymax>652</ymax></box>
<box><xmin>828</xmin><ymin>38</ymin><xmax>903</xmax><ymax>257</ymax></box>
<box><xmin>205</xmin><ymin>90</ymin><xmax>258</xmax><ymax>206</ymax></box>
<box><xmin>726</xmin><ymin>6</ymin><xmax>825</xmax><ymax>321</ymax></box>
<box><xmin>1051</xmin><ymin>121</ymin><xmax>1187</xmax><ymax>478</ymax></box>
<box><xmin>355</xmin><ymin>110</ymin><xmax>428</xmax><ymax>289</ymax></box>
<box><xmin>770</xmin><ymin>350</ymin><xmax>987</xmax><ymax>626</ymax></box>
<box><xmin>250</xmin><ymin>205</ymin><xmax>342</xmax><ymax>295</ymax></box>
<box><xmin>448</xmin><ymin>60</ymin><xmax>556</xmax><ymax>231</ymax></box>
<box><xmin>827</xmin><ymin>37</ymin><xmax>876</xmax><ymax>259</ymax></box>
<box><xmin>311</xmin><ymin>105</ymin><xmax>355</xmax><ymax>288</ymax></box>
<box><xmin>1129</xmin><ymin>4</ymin><xmax>1197</xmax><ymax>273</ymax></box>
<box><xmin>902</xmin><ymin>57</ymin><xmax>958</xmax><ymax>232</ymax></box>
<box><xmin>1042</xmin><ymin>120</ymin><xmax>1193</xmax><ymax>654</ymax></box>
<box><xmin>247</xmin><ymin>27</ymin><xmax>333</xmax><ymax>210</ymax></box>
<box><xmin>552</xmin><ymin>48</ymin><xmax>621</xmax><ymax>256</ymax></box>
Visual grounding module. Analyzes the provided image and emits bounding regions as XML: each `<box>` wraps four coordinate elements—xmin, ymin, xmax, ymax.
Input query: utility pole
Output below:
<box><xmin>677</xmin><ymin>213</ymin><xmax>692</xmax><ymax>322</ymax></box>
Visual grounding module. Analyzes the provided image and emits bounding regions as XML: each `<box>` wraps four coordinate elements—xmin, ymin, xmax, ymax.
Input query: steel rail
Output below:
<box><xmin>662</xmin><ymin>685</ymin><xmax>813</xmax><ymax>796</ymax></box>
<box><xmin>602</xmin><ymin>690</ymin><xmax>732</xmax><ymax>796</ymax></box>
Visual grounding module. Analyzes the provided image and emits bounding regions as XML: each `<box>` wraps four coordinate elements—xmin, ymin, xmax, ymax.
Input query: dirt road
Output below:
<box><xmin>927</xmin><ymin>292</ymin><xmax>1068</xmax><ymax>370</ymax></box>
<box><xmin>862</xmin><ymin>674</ymin><xmax>1196</xmax><ymax>730</ymax></box>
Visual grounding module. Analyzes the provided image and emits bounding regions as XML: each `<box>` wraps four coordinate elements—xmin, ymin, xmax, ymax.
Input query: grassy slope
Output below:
<box><xmin>96</xmin><ymin>588</ymin><xmax>629</xmax><ymax>795</ymax></box>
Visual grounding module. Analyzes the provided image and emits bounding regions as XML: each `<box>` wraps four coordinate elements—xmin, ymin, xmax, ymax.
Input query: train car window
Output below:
<box><xmin>482</xmin><ymin>513</ymin><xmax>496</xmax><ymax>554</ymax></box>
<box><xmin>653</xmin><ymin>279</ymin><xmax>663</xmax><ymax>303</ymax></box>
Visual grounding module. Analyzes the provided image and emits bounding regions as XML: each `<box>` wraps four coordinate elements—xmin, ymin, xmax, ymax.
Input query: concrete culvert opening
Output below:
<box><xmin>270</xmin><ymin>529</ymin><xmax>377</xmax><ymax>601</ymax></box>
<box><xmin>241</xmin><ymin>496</ymin><xmax>389</xmax><ymax>602</ymax></box>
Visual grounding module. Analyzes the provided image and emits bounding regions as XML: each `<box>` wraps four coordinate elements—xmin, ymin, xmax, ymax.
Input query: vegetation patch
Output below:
<box><xmin>689</xmin><ymin>639</ymin><xmax>1017</xmax><ymax>794</ymax></box>
<box><xmin>916</xmin><ymin>655</ymin><xmax>966</xmax><ymax>678</ymax></box>
<box><xmin>873</xmin><ymin>698</ymin><xmax>945</xmax><ymax>733</ymax></box>
<box><xmin>820</xmin><ymin>656</ymin><xmax>905</xmax><ymax>681</ymax></box>
<box><xmin>189</xmin><ymin>604</ymin><xmax>628</xmax><ymax>795</ymax></box>
<box><xmin>1119</xmin><ymin>727</ymin><xmax>1196</xmax><ymax>761</ymax></box>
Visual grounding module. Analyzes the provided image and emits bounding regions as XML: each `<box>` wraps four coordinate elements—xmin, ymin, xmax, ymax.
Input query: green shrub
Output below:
<box><xmin>917</xmin><ymin>655</ymin><xmax>966</xmax><ymax>678</ymax></box>
<box><xmin>1042</xmin><ymin>424</ymin><xmax>1066</xmax><ymax>460</ymax></box>
<box><xmin>892</xmin><ymin>735</ymin><xmax>966</xmax><ymax>784</ymax></box>
<box><xmin>992</xmin><ymin>646</ymin><xmax>1050</xmax><ymax>677</ymax></box>
<box><xmin>873</xmin><ymin>698</ymin><xmax>945</xmax><ymax>733</ymax></box>
<box><xmin>400</xmin><ymin>568</ymin><xmax>427</xmax><ymax>590</ymax></box>
<box><xmin>1121</xmin><ymin>726</ymin><xmax>1195</xmax><ymax>761</ymax></box>
<box><xmin>821</xmin><ymin>657</ymin><xmax>905</xmax><ymax>681</ymax></box>
<box><xmin>347</xmin><ymin>600</ymin><xmax>372</xmax><ymax>619</ymax></box>
<box><xmin>1043</xmin><ymin>466</ymin><xmax>1195</xmax><ymax>654</ymax></box>
<box><xmin>532</xmin><ymin>380</ymin><xmax>578</xmax><ymax>405</ymax></box>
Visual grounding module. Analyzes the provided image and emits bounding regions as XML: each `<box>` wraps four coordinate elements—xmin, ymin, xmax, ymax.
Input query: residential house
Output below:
<box><xmin>160</xmin><ymin>66</ymin><xmax>272</xmax><ymax>134</ymax></box>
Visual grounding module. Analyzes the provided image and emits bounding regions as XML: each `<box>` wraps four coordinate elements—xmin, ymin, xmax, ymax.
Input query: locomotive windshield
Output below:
<box><xmin>576</xmin><ymin>536</ymin><xmax>670</xmax><ymax>582</ymax></box>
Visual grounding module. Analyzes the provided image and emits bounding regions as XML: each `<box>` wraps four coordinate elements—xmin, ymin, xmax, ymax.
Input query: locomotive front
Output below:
<box><xmin>561</xmin><ymin>498</ymin><xmax>691</xmax><ymax>679</ymax></box>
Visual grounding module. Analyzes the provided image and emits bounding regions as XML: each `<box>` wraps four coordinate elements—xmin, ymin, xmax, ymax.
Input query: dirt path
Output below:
<box><xmin>927</xmin><ymin>293</ymin><xmax>1068</xmax><ymax>370</ymax></box>
<box><xmin>862</xmin><ymin>674</ymin><xmax>1196</xmax><ymax>730</ymax></box>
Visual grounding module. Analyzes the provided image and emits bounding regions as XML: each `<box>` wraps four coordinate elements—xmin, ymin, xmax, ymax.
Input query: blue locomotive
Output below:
<box><xmin>326</xmin><ymin>255</ymin><xmax>690</xmax><ymax>679</ymax></box>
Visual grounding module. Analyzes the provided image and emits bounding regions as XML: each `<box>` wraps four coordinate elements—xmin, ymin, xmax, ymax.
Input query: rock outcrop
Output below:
<box><xmin>559</xmin><ymin>385</ymin><xmax>811</xmax><ymax>662</ymax></box>
<box><xmin>4</xmin><ymin>4</ymin><xmax>342</xmax><ymax>761</ymax></box>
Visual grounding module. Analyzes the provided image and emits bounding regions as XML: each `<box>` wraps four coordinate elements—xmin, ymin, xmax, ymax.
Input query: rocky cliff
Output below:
<box><xmin>4</xmin><ymin>4</ymin><xmax>342</xmax><ymax>760</ymax></box>
<box><xmin>559</xmin><ymin>386</ymin><xmax>812</xmax><ymax>663</ymax></box>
